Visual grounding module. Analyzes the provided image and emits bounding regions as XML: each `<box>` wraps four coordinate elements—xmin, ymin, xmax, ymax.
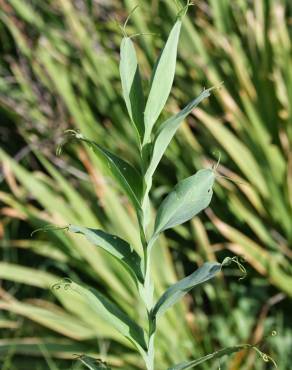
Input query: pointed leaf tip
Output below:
<box><xmin>151</xmin><ymin>262</ymin><xmax>221</xmax><ymax>321</ymax></box>
<box><xmin>144</xmin><ymin>19</ymin><xmax>182</xmax><ymax>143</ymax></box>
<box><xmin>76</xmin><ymin>136</ymin><xmax>143</xmax><ymax>212</ymax></box>
<box><xmin>120</xmin><ymin>37</ymin><xmax>145</xmax><ymax>141</ymax></box>
<box><xmin>77</xmin><ymin>355</ymin><xmax>111</xmax><ymax>369</ymax></box>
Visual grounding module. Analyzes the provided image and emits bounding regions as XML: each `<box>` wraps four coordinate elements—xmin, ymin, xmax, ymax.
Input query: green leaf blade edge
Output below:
<box><xmin>145</xmin><ymin>88</ymin><xmax>213</xmax><ymax>187</ymax></box>
<box><xmin>151</xmin><ymin>262</ymin><xmax>221</xmax><ymax>320</ymax></box>
<box><xmin>144</xmin><ymin>20</ymin><xmax>182</xmax><ymax>143</ymax></box>
<box><xmin>154</xmin><ymin>169</ymin><xmax>215</xmax><ymax>235</ymax></box>
<box><xmin>53</xmin><ymin>280</ymin><xmax>147</xmax><ymax>353</ymax></box>
<box><xmin>168</xmin><ymin>344</ymin><xmax>276</xmax><ymax>370</ymax></box>
<box><xmin>79</xmin><ymin>137</ymin><xmax>143</xmax><ymax>212</ymax></box>
<box><xmin>120</xmin><ymin>37</ymin><xmax>145</xmax><ymax>141</ymax></box>
<box><xmin>68</xmin><ymin>224</ymin><xmax>144</xmax><ymax>284</ymax></box>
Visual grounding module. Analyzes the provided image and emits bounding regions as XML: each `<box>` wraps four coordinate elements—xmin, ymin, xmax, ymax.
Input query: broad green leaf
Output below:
<box><xmin>68</xmin><ymin>224</ymin><xmax>144</xmax><ymax>284</ymax></box>
<box><xmin>151</xmin><ymin>262</ymin><xmax>221</xmax><ymax>321</ymax></box>
<box><xmin>53</xmin><ymin>280</ymin><xmax>147</xmax><ymax>352</ymax></box>
<box><xmin>144</xmin><ymin>20</ymin><xmax>182</xmax><ymax>143</ymax></box>
<box><xmin>145</xmin><ymin>88</ymin><xmax>213</xmax><ymax>187</ymax></box>
<box><xmin>77</xmin><ymin>136</ymin><xmax>143</xmax><ymax>211</ymax></box>
<box><xmin>154</xmin><ymin>169</ymin><xmax>215</xmax><ymax>235</ymax></box>
<box><xmin>168</xmin><ymin>344</ymin><xmax>277</xmax><ymax>369</ymax></box>
<box><xmin>120</xmin><ymin>37</ymin><xmax>145</xmax><ymax>141</ymax></box>
<box><xmin>78</xmin><ymin>355</ymin><xmax>111</xmax><ymax>370</ymax></box>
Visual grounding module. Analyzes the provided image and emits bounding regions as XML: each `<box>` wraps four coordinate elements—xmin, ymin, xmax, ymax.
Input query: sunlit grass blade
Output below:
<box><xmin>0</xmin><ymin>299</ymin><xmax>95</xmax><ymax>341</ymax></box>
<box><xmin>194</xmin><ymin>109</ymin><xmax>268</xmax><ymax>197</ymax></box>
<box><xmin>207</xmin><ymin>210</ymin><xmax>292</xmax><ymax>296</ymax></box>
<box><xmin>0</xmin><ymin>262</ymin><xmax>58</xmax><ymax>289</ymax></box>
<box><xmin>0</xmin><ymin>337</ymin><xmax>88</xmax><ymax>358</ymax></box>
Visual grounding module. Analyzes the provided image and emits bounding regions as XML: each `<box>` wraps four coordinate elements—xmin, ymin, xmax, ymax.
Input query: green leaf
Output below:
<box><xmin>77</xmin><ymin>136</ymin><xmax>143</xmax><ymax>211</ymax></box>
<box><xmin>151</xmin><ymin>262</ymin><xmax>221</xmax><ymax>321</ymax></box>
<box><xmin>120</xmin><ymin>37</ymin><xmax>145</xmax><ymax>141</ymax></box>
<box><xmin>168</xmin><ymin>344</ymin><xmax>277</xmax><ymax>369</ymax></box>
<box><xmin>154</xmin><ymin>169</ymin><xmax>215</xmax><ymax>235</ymax></box>
<box><xmin>68</xmin><ymin>224</ymin><xmax>144</xmax><ymax>284</ymax></box>
<box><xmin>144</xmin><ymin>20</ymin><xmax>182</xmax><ymax>143</ymax></box>
<box><xmin>145</xmin><ymin>88</ymin><xmax>213</xmax><ymax>187</ymax></box>
<box><xmin>77</xmin><ymin>355</ymin><xmax>111</xmax><ymax>370</ymax></box>
<box><xmin>53</xmin><ymin>280</ymin><xmax>147</xmax><ymax>353</ymax></box>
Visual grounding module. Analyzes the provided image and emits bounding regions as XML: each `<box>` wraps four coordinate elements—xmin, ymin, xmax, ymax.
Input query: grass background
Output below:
<box><xmin>0</xmin><ymin>0</ymin><xmax>292</xmax><ymax>369</ymax></box>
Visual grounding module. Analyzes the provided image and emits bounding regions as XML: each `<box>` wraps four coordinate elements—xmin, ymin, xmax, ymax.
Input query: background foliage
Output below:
<box><xmin>0</xmin><ymin>0</ymin><xmax>291</xmax><ymax>369</ymax></box>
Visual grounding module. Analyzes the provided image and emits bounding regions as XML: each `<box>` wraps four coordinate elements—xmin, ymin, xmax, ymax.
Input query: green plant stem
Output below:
<box><xmin>138</xmin><ymin>211</ymin><xmax>148</xmax><ymax>249</ymax></box>
<box><xmin>138</xmin><ymin>200</ymin><xmax>157</xmax><ymax>370</ymax></box>
<box><xmin>143</xmin><ymin>235</ymin><xmax>158</xmax><ymax>370</ymax></box>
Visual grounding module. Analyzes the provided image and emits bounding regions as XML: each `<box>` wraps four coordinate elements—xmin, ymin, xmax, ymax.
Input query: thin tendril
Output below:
<box><xmin>211</xmin><ymin>149</ymin><xmax>247</xmax><ymax>186</ymax></box>
<box><xmin>212</xmin><ymin>150</ymin><xmax>221</xmax><ymax>171</ymax></box>
<box><xmin>177</xmin><ymin>0</ymin><xmax>195</xmax><ymax>18</ymax></box>
<box><xmin>210</xmin><ymin>147</ymin><xmax>248</xmax><ymax>186</ymax></box>
<box><xmin>129</xmin><ymin>32</ymin><xmax>159</xmax><ymax>39</ymax></box>
<box><xmin>216</xmin><ymin>81</ymin><xmax>224</xmax><ymax>90</ymax></box>
<box><xmin>31</xmin><ymin>225</ymin><xmax>69</xmax><ymax>237</ymax></box>
<box><xmin>252</xmin><ymin>346</ymin><xmax>278</xmax><ymax>368</ymax></box>
<box><xmin>216</xmin><ymin>175</ymin><xmax>247</xmax><ymax>186</ymax></box>
<box><xmin>118</xmin><ymin>23</ymin><xmax>126</xmax><ymax>37</ymax></box>
<box><xmin>111</xmin><ymin>16</ymin><xmax>125</xmax><ymax>37</ymax></box>
<box><xmin>123</xmin><ymin>5</ymin><xmax>140</xmax><ymax>37</ymax></box>
<box><xmin>51</xmin><ymin>277</ymin><xmax>72</xmax><ymax>291</ymax></box>
<box><xmin>56</xmin><ymin>129</ymin><xmax>83</xmax><ymax>155</ymax></box>
<box><xmin>222</xmin><ymin>256</ymin><xmax>247</xmax><ymax>280</ymax></box>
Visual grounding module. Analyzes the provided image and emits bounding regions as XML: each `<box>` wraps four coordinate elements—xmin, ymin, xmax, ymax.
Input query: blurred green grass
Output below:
<box><xmin>0</xmin><ymin>0</ymin><xmax>292</xmax><ymax>369</ymax></box>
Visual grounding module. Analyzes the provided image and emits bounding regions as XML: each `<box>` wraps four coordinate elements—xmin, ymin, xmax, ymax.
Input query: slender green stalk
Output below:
<box><xmin>139</xmin><ymin>199</ymin><xmax>155</xmax><ymax>369</ymax></box>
